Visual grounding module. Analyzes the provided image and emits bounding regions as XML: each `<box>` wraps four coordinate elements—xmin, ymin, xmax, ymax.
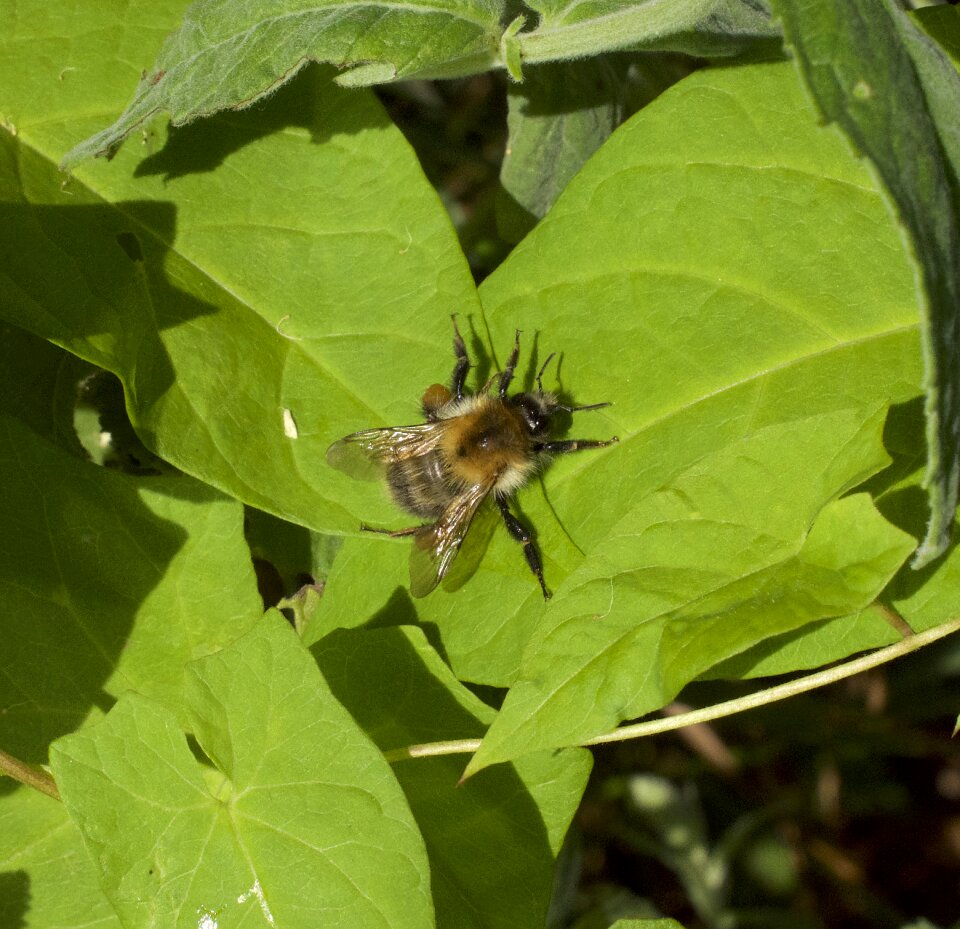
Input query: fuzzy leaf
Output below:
<box><xmin>767</xmin><ymin>0</ymin><xmax>960</xmax><ymax>568</ymax></box>
<box><xmin>61</xmin><ymin>0</ymin><xmax>504</xmax><ymax>165</ymax></box>
<box><xmin>518</xmin><ymin>0</ymin><xmax>779</xmax><ymax>63</ymax></box>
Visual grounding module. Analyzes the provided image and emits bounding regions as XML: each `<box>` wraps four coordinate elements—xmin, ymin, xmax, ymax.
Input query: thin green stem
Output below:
<box><xmin>0</xmin><ymin>748</ymin><xmax>60</xmax><ymax>801</ymax></box>
<box><xmin>383</xmin><ymin>616</ymin><xmax>960</xmax><ymax>763</ymax></box>
<box><xmin>584</xmin><ymin>616</ymin><xmax>960</xmax><ymax>746</ymax></box>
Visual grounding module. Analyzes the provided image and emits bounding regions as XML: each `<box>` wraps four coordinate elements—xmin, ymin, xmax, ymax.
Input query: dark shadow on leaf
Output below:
<box><xmin>135</xmin><ymin>63</ymin><xmax>379</xmax><ymax>181</ymax></box>
<box><xmin>366</xmin><ymin>586</ymin><xmax>420</xmax><ymax>629</ymax></box>
<box><xmin>865</xmin><ymin>395</ymin><xmax>958</xmax><ymax>599</ymax></box>
<box><xmin>311</xmin><ymin>626</ymin><xmax>561</xmax><ymax>929</ymax></box>
<box><xmin>0</xmin><ymin>198</ymin><xmax>216</xmax><ymax>454</ymax></box>
<box><xmin>0</xmin><ymin>870</ymin><xmax>28</xmax><ymax>929</ymax></box>
<box><xmin>865</xmin><ymin>396</ymin><xmax>927</xmax><ymax>501</ymax></box>
<box><xmin>0</xmin><ymin>409</ymin><xmax>210</xmax><ymax>764</ymax></box>
<box><xmin>359</xmin><ymin>587</ymin><xmax>452</xmax><ymax>666</ymax></box>
<box><xmin>463</xmin><ymin>314</ymin><xmax>493</xmax><ymax>390</ymax></box>
<box><xmin>0</xmin><ymin>238</ymin><xmax>224</xmax><ymax>768</ymax></box>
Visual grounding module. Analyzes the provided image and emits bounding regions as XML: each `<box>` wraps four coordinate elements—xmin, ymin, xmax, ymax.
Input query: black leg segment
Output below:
<box><xmin>450</xmin><ymin>314</ymin><xmax>470</xmax><ymax>401</ymax></box>
<box><xmin>534</xmin><ymin>437</ymin><xmax>619</xmax><ymax>455</ymax></box>
<box><xmin>498</xmin><ymin>329</ymin><xmax>521</xmax><ymax>398</ymax></box>
<box><xmin>497</xmin><ymin>496</ymin><xmax>550</xmax><ymax>600</ymax></box>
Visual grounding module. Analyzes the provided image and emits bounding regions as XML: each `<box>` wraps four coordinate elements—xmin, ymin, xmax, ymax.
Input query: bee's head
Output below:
<box><xmin>506</xmin><ymin>351</ymin><xmax>612</xmax><ymax>439</ymax></box>
<box><xmin>511</xmin><ymin>391</ymin><xmax>560</xmax><ymax>439</ymax></box>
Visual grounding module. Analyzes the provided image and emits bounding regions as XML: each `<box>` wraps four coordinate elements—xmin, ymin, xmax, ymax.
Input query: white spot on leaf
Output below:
<box><xmin>238</xmin><ymin>880</ymin><xmax>275</xmax><ymax>926</ymax></box>
<box><xmin>283</xmin><ymin>408</ymin><xmax>298</xmax><ymax>439</ymax></box>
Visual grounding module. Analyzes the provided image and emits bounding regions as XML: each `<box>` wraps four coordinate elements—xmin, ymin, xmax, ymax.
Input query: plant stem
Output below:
<box><xmin>584</xmin><ymin>616</ymin><xmax>960</xmax><ymax>747</ymax></box>
<box><xmin>383</xmin><ymin>616</ymin><xmax>960</xmax><ymax>762</ymax></box>
<box><xmin>0</xmin><ymin>748</ymin><xmax>61</xmax><ymax>800</ymax></box>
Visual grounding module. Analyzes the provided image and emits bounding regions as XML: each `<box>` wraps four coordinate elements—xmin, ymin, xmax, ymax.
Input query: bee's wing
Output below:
<box><xmin>326</xmin><ymin>422</ymin><xmax>447</xmax><ymax>481</ymax></box>
<box><xmin>440</xmin><ymin>496</ymin><xmax>499</xmax><ymax>593</ymax></box>
<box><xmin>409</xmin><ymin>478</ymin><xmax>495</xmax><ymax>598</ymax></box>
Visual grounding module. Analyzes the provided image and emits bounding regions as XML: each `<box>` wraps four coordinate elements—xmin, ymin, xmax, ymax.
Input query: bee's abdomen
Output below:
<box><xmin>387</xmin><ymin>452</ymin><xmax>454</xmax><ymax>518</ymax></box>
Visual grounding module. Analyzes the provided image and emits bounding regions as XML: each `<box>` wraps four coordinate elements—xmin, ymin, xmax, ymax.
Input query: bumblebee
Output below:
<box><xmin>326</xmin><ymin>317</ymin><xmax>618</xmax><ymax>599</ymax></box>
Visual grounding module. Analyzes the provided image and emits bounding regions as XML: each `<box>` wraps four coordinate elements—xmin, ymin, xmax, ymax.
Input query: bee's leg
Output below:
<box><xmin>361</xmin><ymin>523</ymin><xmax>419</xmax><ymax>538</ymax></box>
<box><xmin>496</xmin><ymin>496</ymin><xmax>550</xmax><ymax>600</ymax></box>
<box><xmin>498</xmin><ymin>329</ymin><xmax>522</xmax><ymax>398</ymax></box>
<box><xmin>534</xmin><ymin>437</ymin><xmax>619</xmax><ymax>454</ymax></box>
<box><xmin>450</xmin><ymin>314</ymin><xmax>471</xmax><ymax>400</ymax></box>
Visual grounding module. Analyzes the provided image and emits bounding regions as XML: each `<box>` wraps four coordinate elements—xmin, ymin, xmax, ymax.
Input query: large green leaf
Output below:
<box><xmin>318</xmin><ymin>59</ymin><xmax>925</xmax><ymax>688</ymax></box>
<box><xmin>50</xmin><ymin>615</ymin><xmax>433</xmax><ymax>929</ymax></box>
<box><xmin>715</xmin><ymin>396</ymin><xmax>960</xmax><ymax>678</ymax></box>
<box><xmin>0</xmin><ymin>326</ymin><xmax>261</xmax><ymax>762</ymax></box>
<box><xmin>464</xmin><ymin>413</ymin><xmax>914</xmax><ymax>773</ymax></box>
<box><xmin>0</xmin><ymin>788</ymin><xmax>120</xmax><ymax>929</ymax></box>
<box><xmin>0</xmin><ymin>0</ymin><xmax>478</xmax><ymax>533</ymax></box>
<box><xmin>312</xmin><ymin>625</ymin><xmax>590</xmax><ymax>929</ymax></box>
<box><xmin>767</xmin><ymin>0</ymin><xmax>960</xmax><ymax>568</ymax></box>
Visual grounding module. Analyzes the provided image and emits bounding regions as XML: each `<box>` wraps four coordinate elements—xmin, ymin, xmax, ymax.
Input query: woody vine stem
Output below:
<box><xmin>3</xmin><ymin>615</ymin><xmax>959</xmax><ymax>798</ymax></box>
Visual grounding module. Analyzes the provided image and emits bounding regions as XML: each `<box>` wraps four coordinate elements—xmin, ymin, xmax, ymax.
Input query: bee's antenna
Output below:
<box><xmin>559</xmin><ymin>401</ymin><xmax>612</xmax><ymax>413</ymax></box>
<box><xmin>536</xmin><ymin>353</ymin><xmax>556</xmax><ymax>392</ymax></box>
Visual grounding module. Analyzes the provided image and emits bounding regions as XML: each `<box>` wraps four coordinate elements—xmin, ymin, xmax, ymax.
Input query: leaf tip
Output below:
<box><xmin>500</xmin><ymin>16</ymin><xmax>526</xmax><ymax>83</ymax></box>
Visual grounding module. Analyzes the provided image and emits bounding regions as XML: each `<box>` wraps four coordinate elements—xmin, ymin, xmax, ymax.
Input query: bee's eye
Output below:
<box><xmin>514</xmin><ymin>395</ymin><xmax>553</xmax><ymax>437</ymax></box>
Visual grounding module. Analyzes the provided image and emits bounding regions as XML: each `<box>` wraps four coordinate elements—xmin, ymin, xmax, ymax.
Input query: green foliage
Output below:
<box><xmin>767</xmin><ymin>0</ymin><xmax>960</xmax><ymax>569</ymax></box>
<box><xmin>2</xmin><ymin>0</ymin><xmax>960</xmax><ymax>927</ymax></box>
<box><xmin>52</xmin><ymin>616</ymin><xmax>435</xmax><ymax>928</ymax></box>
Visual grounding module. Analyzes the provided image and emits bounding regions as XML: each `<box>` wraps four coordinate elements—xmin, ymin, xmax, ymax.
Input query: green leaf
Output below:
<box><xmin>464</xmin><ymin>413</ymin><xmax>915</xmax><ymax>774</ymax></box>
<box><xmin>312</xmin><ymin>625</ymin><xmax>591</xmax><ymax>929</ymax></box>
<box><xmin>499</xmin><ymin>55</ymin><xmax>690</xmax><ymax>239</ymax></box>
<box><xmin>767</xmin><ymin>0</ymin><xmax>960</xmax><ymax>568</ymax></box>
<box><xmin>1</xmin><ymin>2</ymin><xmax>478</xmax><ymax>534</ymax></box>
<box><xmin>518</xmin><ymin>0</ymin><xmax>780</xmax><ymax>64</ymax></box>
<box><xmin>50</xmin><ymin>615</ymin><xmax>433</xmax><ymax>929</ymax></box>
<box><xmin>0</xmin><ymin>322</ymin><xmax>90</xmax><ymax>458</ymax></box>
<box><xmin>0</xmin><ymin>326</ymin><xmax>261</xmax><ymax>761</ymax></box>
<box><xmin>915</xmin><ymin>6</ymin><xmax>960</xmax><ymax>67</ymax></box>
<box><xmin>317</xmin><ymin>59</ymin><xmax>924</xmax><ymax>689</ymax></box>
<box><xmin>61</xmin><ymin>0</ymin><xmax>505</xmax><ymax>165</ymax></box>
<box><xmin>0</xmin><ymin>787</ymin><xmax>120</xmax><ymax>929</ymax></box>
<box><xmin>609</xmin><ymin>921</ymin><xmax>688</xmax><ymax>929</ymax></box>
<box><xmin>715</xmin><ymin>395</ymin><xmax>960</xmax><ymax>678</ymax></box>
